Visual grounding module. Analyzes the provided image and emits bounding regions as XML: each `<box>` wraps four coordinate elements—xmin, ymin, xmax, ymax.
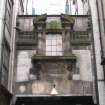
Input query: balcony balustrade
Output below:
<box><xmin>15</xmin><ymin>80</ymin><xmax>93</xmax><ymax>96</ymax></box>
<box><xmin>71</xmin><ymin>31</ymin><xmax>91</xmax><ymax>45</ymax></box>
<box><xmin>16</xmin><ymin>15</ymin><xmax>90</xmax><ymax>45</ymax></box>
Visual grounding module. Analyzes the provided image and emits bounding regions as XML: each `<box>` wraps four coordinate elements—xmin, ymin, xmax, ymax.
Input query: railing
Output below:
<box><xmin>15</xmin><ymin>80</ymin><xmax>93</xmax><ymax>96</ymax></box>
<box><xmin>70</xmin><ymin>81</ymin><xmax>93</xmax><ymax>96</ymax></box>
<box><xmin>16</xmin><ymin>31</ymin><xmax>37</xmax><ymax>45</ymax></box>
<box><xmin>16</xmin><ymin>15</ymin><xmax>90</xmax><ymax>45</ymax></box>
<box><xmin>18</xmin><ymin>31</ymin><xmax>34</xmax><ymax>40</ymax></box>
<box><xmin>71</xmin><ymin>31</ymin><xmax>91</xmax><ymax>45</ymax></box>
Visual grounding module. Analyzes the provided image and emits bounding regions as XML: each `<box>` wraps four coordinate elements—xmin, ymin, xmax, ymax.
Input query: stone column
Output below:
<box><xmin>63</xmin><ymin>30</ymin><xmax>71</xmax><ymax>55</ymax></box>
<box><xmin>38</xmin><ymin>32</ymin><xmax>43</xmax><ymax>55</ymax></box>
<box><xmin>42</xmin><ymin>31</ymin><xmax>46</xmax><ymax>55</ymax></box>
<box><xmin>62</xmin><ymin>30</ymin><xmax>66</xmax><ymax>55</ymax></box>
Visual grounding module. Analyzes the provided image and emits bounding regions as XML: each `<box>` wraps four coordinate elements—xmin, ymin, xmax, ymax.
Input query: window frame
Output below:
<box><xmin>46</xmin><ymin>34</ymin><xmax>63</xmax><ymax>56</ymax></box>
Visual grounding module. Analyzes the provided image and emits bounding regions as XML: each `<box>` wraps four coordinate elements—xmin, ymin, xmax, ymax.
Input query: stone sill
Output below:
<box><xmin>32</xmin><ymin>54</ymin><xmax>76</xmax><ymax>62</ymax></box>
<box><xmin>71</xmin><ymin>40</ymin><xmax>91</xmax><ymax>45</ymax></box>
<box><xmin>45</xmin><ymin>29</ymin><xmax>63</xmax><ymax>33</ymax></box>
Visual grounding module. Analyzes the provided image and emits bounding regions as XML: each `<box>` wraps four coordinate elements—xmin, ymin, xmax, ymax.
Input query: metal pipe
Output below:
<box><xmin>89</xmin><ymin>0</ymin><xmax>99</xmax><ymax>104</ymax></box>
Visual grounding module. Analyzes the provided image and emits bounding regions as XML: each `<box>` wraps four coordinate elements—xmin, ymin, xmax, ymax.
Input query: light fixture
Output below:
<box><xmin>50</xmin><ymin>84</ymin><xmax>58</xmax><ymax>95</ymax></box>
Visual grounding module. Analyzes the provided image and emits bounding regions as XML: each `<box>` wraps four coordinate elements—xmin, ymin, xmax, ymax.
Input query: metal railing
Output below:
<box><xmin>18</xmin><ymin>31</ymin><xmax>34</xmax><ymax>40</ymax></box>
<box><xmin>70</xmin><ymin>80</ymin><xmax>93</xmax><ymax>96</ymax></box>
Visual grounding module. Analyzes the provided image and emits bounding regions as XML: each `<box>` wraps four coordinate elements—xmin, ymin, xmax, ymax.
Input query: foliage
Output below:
<box><xmin>46</xmin><ymin>20</ymin><xmax>62</xmax><ymax>29</ymax></box>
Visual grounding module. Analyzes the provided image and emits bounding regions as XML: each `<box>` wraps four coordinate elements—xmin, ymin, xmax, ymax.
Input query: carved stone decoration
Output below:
<box><xmin>38</xmin><ymin>62</ymin><xmax>75</xmax><ymax>81</ymax></box>
<box><xmin>30</xmin><ymin>60</ymin><xmax>76</xmax><ymax>82</ymax></box>
<box><xmin>29</xmin><ymin>62</ymin><xmax>41</xmax><ymax>80</ymax></box>
<box><xmin>19</xmin><ymin>85</ymin><xmax>26</xmax><ymax>93</ymax></box>
<box><xmin>67</xmin><ymin>64</ymin><xmax>73</xmax><ymax>71</ymax></box>
<box><xmin>41</xmin><ymin>62</ymin><xmax>65</xmax><ymax>73</ymax></box>
<box><xmin>65</xmin><ymin>63</ymin><xmax>75</xmax><ymax>80</ymax></box>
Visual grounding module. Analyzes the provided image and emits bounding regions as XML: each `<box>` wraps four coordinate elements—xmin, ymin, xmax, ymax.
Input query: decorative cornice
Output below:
<box><xmin>31</xmin><ymin>54</ymin><xmax>76</xmax><ymax>63</ymax></box>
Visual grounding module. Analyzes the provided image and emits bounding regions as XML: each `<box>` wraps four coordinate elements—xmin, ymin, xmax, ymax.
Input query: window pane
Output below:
<box><xmin>46</xmin><ymin>46</ymin><xmax>51</xmax><ymax>51</ymax></box>
<box><xmin>57</xmin><ymin>52</ymin><xmax>62</xmax><ymax>56</ymax></box>
<box><xmin>52</xmin><ymin>40</ymin><xmax>56</xmax><ymax>45</ymax></box>
<box><xmin>46</xmin><ymin>52</ymin><xmax>51</xmax><ymax>56</ymax></box>
<box><xmin>51</xmin><ymin>35</ymin><xmax>56</xmax><ymax>39</ymax></box>
<box><xmin>52</xmin><ymin>52</ymin><xmax>56</xmax><ymax>56</ymax></box>
<box><xmin>46</xmin><ymin>35</ymin><xmax>52</xmax><ymax>39</ymax></box>
<box><xmin>57</xmin><ymin>46</ymin><xmax>62</xmax><ymax>51</ymax></box>
<box><xmin>46</xmin><ymin>40</ymin><xmax>51</xmax><ymax>45</ymax></box>
<box><xmin>52</xmin><ymin>46</ymin><xmax>56</xmax><ymax>51</ymax></box>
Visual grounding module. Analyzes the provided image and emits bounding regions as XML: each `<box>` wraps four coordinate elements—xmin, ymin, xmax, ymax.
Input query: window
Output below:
<box><xmin>46</xmin><ymin>34</ymin><xmax>62</xmax><ymax>56</ymax></box>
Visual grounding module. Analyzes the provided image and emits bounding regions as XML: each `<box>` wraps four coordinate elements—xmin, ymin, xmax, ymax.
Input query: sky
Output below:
<box><xmin>27</xmin><ymin>0</ymin><xmax>87</xmax><ymax>15</ymax></box>
<box><xmin>27</xmin><ymin>0</ymin><xmax>66</xmax><ymax>15</ymax></box>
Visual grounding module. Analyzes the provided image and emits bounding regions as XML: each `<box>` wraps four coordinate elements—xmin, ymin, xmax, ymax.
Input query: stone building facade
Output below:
<box><xmin>0</xmin><ymin>0</ymin><xmax>104</xmax><ymax>105</ymax></box>
<box><xmin>12</xmin><ymin>14</ymin><xmax>97</xmax><ymax>105</ymax></box>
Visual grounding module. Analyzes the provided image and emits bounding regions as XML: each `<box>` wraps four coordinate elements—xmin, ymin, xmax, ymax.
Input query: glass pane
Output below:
<box><xmin>52</xmin><ymin>40</ymin><xmax>56</xmax><ymax>45</ymax></box>
<box><xmin>57</xmin><ymin>43</ymin><xmax>62</xmax><ymax>47</ymax></box>
<box><xmin>51</xmin><ymin>35</ymin><xmax>56</xmax><ymax>39</ymax></box>
<box><xmin>52</xmin><ymin>52</ymin><xmax>56</xmax><ymax>56</ymax></box>
<box><xmin>46</xmin><ymin>46</ymin><xmax>51</xmax><ymax>51</ymax></box>
<box><xmin>46</xmin><ymin>35</ymin><xmax>52</xmax><ymax>39</ymax></box>
<box><xmin>46</xmin><ymin>40</ymin><xmax>51</xmax><ymax>45</ymax></box>
<box><xmin>56</xmin><ymin>52</ymin><xmax>62</xmax><ymax>56</ymax></box>
<box><xmin>46</xmin><ymin>52</ymin><xmax>51</xmax><ymax>56</ymax></box>
<box><xmin>52</xmin><ymin>46</ymin><xmax>56</xmax><ymax>51</ymax></box>
<box><xmin>57</xmin><ymin>46</ymin><xmax>62</xmax><ymax>51</ymax></box>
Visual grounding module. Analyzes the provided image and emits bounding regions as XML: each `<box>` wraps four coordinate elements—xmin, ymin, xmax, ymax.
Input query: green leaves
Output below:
<box><xmin>46</xmin><ymin>20</ymin><xmax>62</xmax><ymax>29</ymax></box>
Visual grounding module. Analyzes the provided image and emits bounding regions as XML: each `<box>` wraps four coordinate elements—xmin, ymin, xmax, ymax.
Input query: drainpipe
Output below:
<box><xmin>87</xmin><ymin>0</ymin><xmax>99</xmax><ymax>104</ymax></box>
<box><xmin>100</xmin><ymin>0</ymin><xmax>105</xmax><ymax>80</ymax></box>
<box><xmin>96</xmin><ymin>0</ymin><xmax>103</xmax><ymax>56</ymax></box>
<box><xmin>96</xmin><ymin>0</ymin><xmax>105</xmax><ymax>80</ymax></box>
<box><xmin>91</xmin><ymin>19</ymin><xmax>99</xmax><ymax>105</ymax></box>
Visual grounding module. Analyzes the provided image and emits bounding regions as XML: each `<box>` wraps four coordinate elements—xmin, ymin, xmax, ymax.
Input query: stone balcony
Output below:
<box><xmin>71</xmin><ymin>31</ymin><xmax>91</xmax><ymax>45</ymax></box>
<box><xmin>16</xmin><ymin>15</ymin><xmax>90</xmax><ymax>46</ymax></box>
<box><xmin>15</xmin><ymin>80</ymin><xmax>93</xmax><ymax>96</ymax></box>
